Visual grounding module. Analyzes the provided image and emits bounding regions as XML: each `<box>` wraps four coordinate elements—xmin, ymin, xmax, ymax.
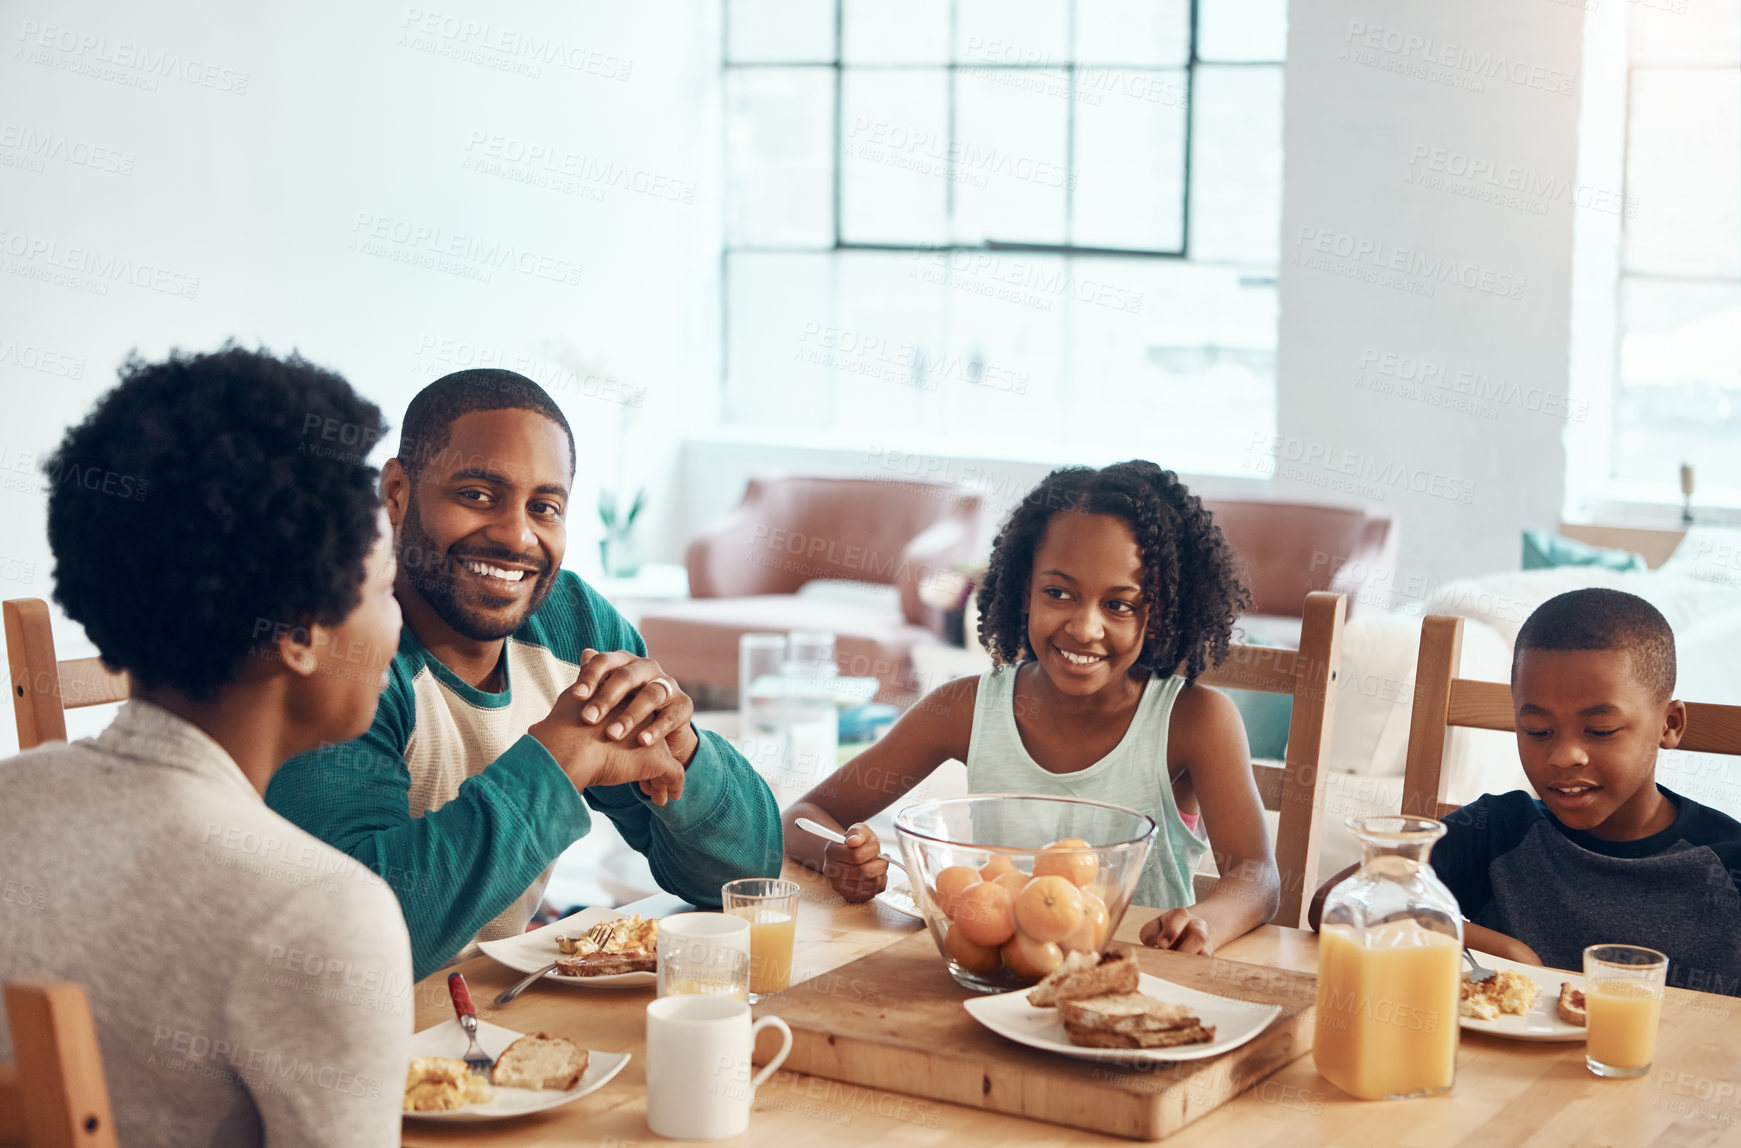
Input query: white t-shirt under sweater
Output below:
<box><xmin>0</xmin><ymin>701</ymin><xmax>411</xmax><ymax>1147</ymax></box>
<box><xmin>965</xmin><ymin>667</ymin><xmax>1208</xmax><ymax>912</ymax></box>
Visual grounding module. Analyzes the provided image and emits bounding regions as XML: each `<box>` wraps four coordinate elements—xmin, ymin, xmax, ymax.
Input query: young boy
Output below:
<box><xmin>1316</xmin><ymin>588</ymin><xmax>1741</xmax><ymax>998</ymax></box>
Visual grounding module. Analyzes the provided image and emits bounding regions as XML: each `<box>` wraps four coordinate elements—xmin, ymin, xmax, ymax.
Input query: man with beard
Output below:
<box><xmin>266</xmin><ymin>369</ymin><xmax>781</xmax><ymax>979</ymax></box>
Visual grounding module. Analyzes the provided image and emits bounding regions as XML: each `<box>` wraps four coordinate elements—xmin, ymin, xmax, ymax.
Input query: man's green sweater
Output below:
<box><xmin>266</xmin><ymin>572</ymin><xmax>781</xmax><ymax>980</ymax></box>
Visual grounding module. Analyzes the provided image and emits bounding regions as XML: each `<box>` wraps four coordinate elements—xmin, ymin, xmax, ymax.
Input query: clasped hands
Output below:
<box><xmin>528</xmin><ymin>648</ymin><xmax>698</xmax><ymax>805</ymax></box>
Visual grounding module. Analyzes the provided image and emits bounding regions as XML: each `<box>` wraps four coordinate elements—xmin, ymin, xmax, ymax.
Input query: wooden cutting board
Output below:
<box><xmin>754</xmin><ymin>932</ymin><xmax>1318</xmax><ymax>1141</ymax></box>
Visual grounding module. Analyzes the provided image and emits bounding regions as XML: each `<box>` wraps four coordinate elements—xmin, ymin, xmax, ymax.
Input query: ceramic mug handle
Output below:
<box><xmin>747</xmin><ymin>1016</ymin><xmax>793</xmax><ymax>1094</ymax></box>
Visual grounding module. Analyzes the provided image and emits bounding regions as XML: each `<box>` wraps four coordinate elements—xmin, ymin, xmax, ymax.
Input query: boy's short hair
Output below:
<box><xmin>1512</xmin><ymin>588</ymin><xmax>1676</xmax><ymax>700</ymax></box>
<box><xmin>45</xmin><ymin>346</ymin><xmax>388</xmax><ymax>700</ymax></box>
<box><xmin>397</xmin><ymin>369</ymin><xmax>575</xmax><ymax>478</ymax></box>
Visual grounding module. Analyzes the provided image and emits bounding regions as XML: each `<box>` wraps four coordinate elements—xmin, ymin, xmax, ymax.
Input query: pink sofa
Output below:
<box><xmin>637</xmin><ymin>476</ymin><xmax>984</xmax><ymax>702</ymax></box>
<box><xmin>1205</xmin><ymin>499</ymin><xmax>1396</xmax><ymax>648</ymax></box>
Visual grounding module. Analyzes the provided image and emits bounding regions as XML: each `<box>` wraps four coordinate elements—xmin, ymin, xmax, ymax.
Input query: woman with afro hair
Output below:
<box><xmin>0</xmin><ymin>346</ymin><xmax>412</xmax><ymax>1145</ymax></box>
<box><xmin>785</xmin><ymin>461</ymin><xmax>1279</xmax><ymax>957</ymax></box>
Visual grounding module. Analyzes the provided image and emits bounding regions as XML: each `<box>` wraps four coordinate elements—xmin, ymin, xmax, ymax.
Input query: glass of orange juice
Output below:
<box><xmin>1583</xmin><ymin>944</ymin><xmax>1668</xmax><ymax>1079</ymax></box>
<box><xmin>723</xmin><ymin>878</ymin><xmax>800</xmax><ymax>1001</ymax></box>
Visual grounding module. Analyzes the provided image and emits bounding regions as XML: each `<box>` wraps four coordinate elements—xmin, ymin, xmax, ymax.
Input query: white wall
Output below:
<box><xmin>0</xmin><ymin>1</ymin><xmax>721</xmax><ymax>755</ymax></box>
<box><xmin>1275</xmin><ymin>0</ymin><xmax>1591</xmax><ymax>601</ymax></box>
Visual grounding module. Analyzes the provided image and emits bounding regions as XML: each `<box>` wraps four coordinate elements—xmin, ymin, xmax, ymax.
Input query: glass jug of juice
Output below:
<box><xmin>1314</xmin><ymin>815</ymin><xmax>1462</xmax><ymax>1101</ymax></box>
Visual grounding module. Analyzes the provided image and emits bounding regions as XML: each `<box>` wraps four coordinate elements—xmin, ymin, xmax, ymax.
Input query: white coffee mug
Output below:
<box><xmin>645</xmin><ymin>995</ymin><xmax>793</xmax><ymax>1140</ymax></box>
<box><xmin>657</xmin><ymin>913</ymin><xmax>752</xmax><ymax>999</ymax></box>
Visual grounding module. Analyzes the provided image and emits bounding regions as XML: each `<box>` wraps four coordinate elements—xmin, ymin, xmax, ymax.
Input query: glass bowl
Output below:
<box><xmin>893</xmin><ymin>794</ymin><xmax>1157</xmax><ymax>993</ymax></box>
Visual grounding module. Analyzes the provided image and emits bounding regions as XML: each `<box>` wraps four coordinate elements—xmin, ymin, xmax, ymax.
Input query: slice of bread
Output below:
<box><xmin>555</xmin><ymin>951</ymin><xmax>655</xmax><ymax>977</ymax></box>
<box><xmin>1063</xmin><ymin>1022</ymin><xmax>1217</xmax><ymax>1050</ymax></box>
<box><xmin>1028</xmin><ymin>950</ymin><xmax>1139</xmax><ymax>1008</ymax></box>
<box><xmin>1557</xmin><ymin>982</ymin><xmax>1587</xmax><ymax>1027</ymax></box>
<box><xmin>492</xmin><ymin>1033</ymin><xmax>590</xmax><ymax>1091</ymax></box>
<box><xmin>1059</xmin><ymin>992</ymin><xmax>1201</xmax><ymax>1035</ymax></box>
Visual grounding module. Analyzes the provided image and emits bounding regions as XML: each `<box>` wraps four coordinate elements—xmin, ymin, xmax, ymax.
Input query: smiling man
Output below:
<box><xmin>266</xmin><ymin>369</ymin><xmax>781</xmax><ymax>980</ymax></box>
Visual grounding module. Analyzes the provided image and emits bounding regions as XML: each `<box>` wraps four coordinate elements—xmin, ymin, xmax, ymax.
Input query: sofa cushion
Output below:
<box><xmin>1521</xmin><ymin>529</ymin><xmax>1647</xmax><ymax>572</ymax></box>
<box><xmin>638</xmin><ymin>595</ymin><xmax>938</xmax><ymax>701</ymax></box>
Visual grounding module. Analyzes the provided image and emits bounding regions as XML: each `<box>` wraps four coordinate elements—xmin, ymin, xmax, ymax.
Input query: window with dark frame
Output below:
<box><xmin>721</xmin><ymin>0</ymin><xmax>1287</xmax><ymax>448</ymax></box>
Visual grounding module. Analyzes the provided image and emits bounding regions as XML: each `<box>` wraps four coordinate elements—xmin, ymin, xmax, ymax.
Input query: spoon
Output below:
<box><xmin>794</xmin><ymin>817</ymin><xmax>910</xmax><ymax>877</ymax></box>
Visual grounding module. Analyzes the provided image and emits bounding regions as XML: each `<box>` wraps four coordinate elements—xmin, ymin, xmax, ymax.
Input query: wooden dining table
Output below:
<box><xmin>403</xmin><ymin>862</ymin><xmax>1741</xmax><ymax>1146</ymax></box>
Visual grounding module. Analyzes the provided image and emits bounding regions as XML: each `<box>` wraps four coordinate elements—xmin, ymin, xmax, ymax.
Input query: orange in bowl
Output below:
<box><xmin>1061</xmin><ymin>890</ymin><xmax>1110</xmax><ymax>953</ymax></box>
<box><xmin>953</xmin><ymin>880</ymin><xmax>1017</xmax><ymax>947</ymax></box>
<box><xmin>933</xmin><ymin>865</ymin><xmax>980</xmax><ymax>918</ymax></box>
<box><xmin>1033</xmin><ymin>838</ymin><xmax>1099</xmax><ymax>888</ymax></box>
<box><xmin>944</xmin><ymin>924</ymin><xmax>1002</xmax><ymax>974</ymax></box>
<box><xmin>1015</xmin><ymin>876</ymin><xmax>1084</xmax><ymax>945</ymax></box>
<box><xmin>1001</xmin><ymin>931</ymin><xmax>1065</xmax><ymax>980</ymax></box>
<box><xmin>992</xmin><ymin>871</ymin><xmax>1029</xmax><ymax>896</ymax></box>
<box><xmin>979</xmin><ymin>854</ymin><xmax>1021</xmax><ymax>883</ymax></box>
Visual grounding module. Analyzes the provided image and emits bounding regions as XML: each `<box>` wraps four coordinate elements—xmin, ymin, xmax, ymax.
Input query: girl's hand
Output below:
<box><xmin>820</xmin><ymin>822</ymin><xmax>889</xmax><ymax>903</ymax></box>
<box><xmin>1141</xmin><ymin>908</ymin><xmax>1215</xmax><ymax>955</ymax></box>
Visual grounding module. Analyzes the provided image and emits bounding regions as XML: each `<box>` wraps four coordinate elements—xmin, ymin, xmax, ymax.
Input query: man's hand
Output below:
<box><xmin>529</xmin><ymin>684</ymin><xmax>686</xmax><ymax>805</ymax></box>
<box><xmin>1141</xmin><ymin>908</ymin><xmax>1215</xmax><ymax>956</ymax></box>
<box><xmin>571</xmin><ymin>648</ymin><xmax>699</xmax><ymax>767</ymax></box>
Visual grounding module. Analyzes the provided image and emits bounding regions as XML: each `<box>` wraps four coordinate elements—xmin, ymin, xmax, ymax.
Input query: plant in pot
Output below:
<box><xmin>597</xmin><ymin>487</ymin><xmax>645</xmax><ymax>578</ymax></box>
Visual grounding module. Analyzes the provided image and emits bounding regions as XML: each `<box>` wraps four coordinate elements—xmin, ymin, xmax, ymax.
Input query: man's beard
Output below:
<box><xmin>396</xmin><ymin>493</ymin><xmax>555</xmax><ymax>642</ymax></box>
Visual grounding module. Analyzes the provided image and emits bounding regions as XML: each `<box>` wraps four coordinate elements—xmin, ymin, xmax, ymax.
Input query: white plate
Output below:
<box><xmin>1458</xmin><ymin>951</ymin><xmax>1586</xmax><ymax>1043</ymax></box>
<box><xmin>478</xmin><ymin>906</ymin><xmax>656</xmax><ymax>988</ymax></box>
<box><xmin>403</xmin><ymin>1019</ymin><xmax>630</xmax><ymax>1122</ymax></box>
<box><xmin>964</xmin><ymin>972</ymin><xmax>1284</xmax><ymax>1064</ymax></box>
<box><xmin>874</xmin><ymin>870</ymin><xmax>924</xmax><ymax>920</ymax></box>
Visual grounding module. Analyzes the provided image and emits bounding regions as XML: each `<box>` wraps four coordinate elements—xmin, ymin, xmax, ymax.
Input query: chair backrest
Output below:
<box><xmin>0</xmin><ymin>980</ymin><xmax>118</xmax><ymax>1148</ymax></box>
<box><xmin>1402</xmin><ymin>614</ymin><xmax>1741</xmax><ymax>818</ymax></box>
<box><xmin>684</xmin><ymin>476</ymin><xmax>984</xmax><ymax>625</ymax></box>
<box><xmin>1195</xmin><ymin>590</ymin><xmax>1346</xmax><ymax>929</ymax></box>
<box><xmin>4</xmin><ymin>600</ymin><xmax>129</xmax><ymax>752</ymax></box>
<box><xmin>1203</xmin><ymin>499</ymin><xmax>1394</xmax><ymax>618</ymax></box>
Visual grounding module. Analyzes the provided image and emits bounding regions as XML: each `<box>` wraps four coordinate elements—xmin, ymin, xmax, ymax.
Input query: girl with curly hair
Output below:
<box><xmin>785</xmin><ymin>461</ymin><xmax>1279</xmax><ymax>956</ymax></box>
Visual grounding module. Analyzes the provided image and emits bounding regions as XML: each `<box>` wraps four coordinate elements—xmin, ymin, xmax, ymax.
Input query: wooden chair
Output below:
<box><xmin>3</xmin><ymin>601</ymin><xmax>128</xmax><ymax>752</ymax></box>
<box><xmin>1402</xmin><ymin>614</ymin><xmax>1741</xmax><ymax>817</ymax></box>
<box><xmin>1195</xmin><ymin>590</ymin><xmax>1347</xmax><ymax>929</ymax></box>
<box><xmin>0</xmin><ymin>980</ymin><xmax>117</xmax><ymax>1148</ymax></box>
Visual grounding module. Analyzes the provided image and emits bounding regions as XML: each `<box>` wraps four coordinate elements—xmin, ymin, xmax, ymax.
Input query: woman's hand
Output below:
<box><xmin>1141</xmin><ymin>908</ymin><xmax>1215</xmax><ymax>955</ymax></box>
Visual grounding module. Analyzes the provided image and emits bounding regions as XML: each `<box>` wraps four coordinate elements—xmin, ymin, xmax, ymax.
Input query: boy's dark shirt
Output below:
<box><xmin>1431</xmin><ymin>785</ymin><xmax>1741</xmax><ymax>998</ymax></box>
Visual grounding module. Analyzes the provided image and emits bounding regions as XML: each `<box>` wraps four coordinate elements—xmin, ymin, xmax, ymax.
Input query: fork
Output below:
<box><xmin>447</xmin><ymin>973</ymin><xmax>493</xmax><ymax>1077</ymax></box>
<box><xmin>1464</xmin><ymin>947</ymin><xmax>1497</xmax><ymax>985</ymax></box>
<box><xmin>794</xmin><ymin>817</ymin><xmax>910</xmax><ymax>877</ymax></box>
<box><xmin>493</xmin><ymin>919</ymin><xmax>616</xmax><ymax>1006</ymax></box>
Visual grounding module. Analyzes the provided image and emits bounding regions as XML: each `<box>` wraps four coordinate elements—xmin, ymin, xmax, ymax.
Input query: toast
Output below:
<box><xmin>554</xmin><ymin>951</ymin><xmax>656</xmax><ymax>977</ymax></box>
<box><xmin>554</xmin><ymin>914</ymin><xmax>658</xmax><ymax>977</ymax></box>
<box><xmin>1027</xmin><ymin>949</ymin><xmax>1139</xmax><ymax>1008</ymax></box>
<box><xmin>1059</xmin><ymin>992</ymin><xmax>1203</xmax><ymax>1035</ymax></box>
<box><xmin>492</xmin><ymin>1032</ymin><xmax>590</xmax><ymax>1091</ymax></box>
<box><xmin>1063</xmin><ymin>1022</ymin><xmax>1219</xmax><ymax>1049</ymax></box>
<box><xmin>1557</xmin><ymin>982</ymin><xmax>1587</xmax><ymax>1027</ymax></box>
